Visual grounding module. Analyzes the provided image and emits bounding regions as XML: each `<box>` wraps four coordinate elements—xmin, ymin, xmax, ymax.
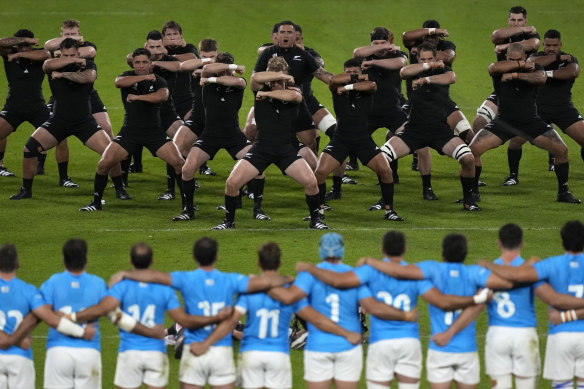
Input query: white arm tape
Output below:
<box><xmin>208</xmin><ymin>77</ymin><xmax>217</xmax><ymax>83</ymax></box>
<box><xmin>202</xmin><ymin>58</ymin><xmax>211</xmax><ymax>64</ymax></box>
<box><xmin>428</xmin><ymin>28</ymin><xmax>436</xmax><ymax>35</ymax></box>
<box><xmin>228</xmin><ymin>64</ymin><xmax>238</xmax><ymax>70</ymax></box>
<box><xmin>344</xmin><ymin>84</ymin><xmax>354</xmax><ymax>91</ymax></box>
<box><xmin>546</xmin><ymin>70</ymin><xmax>553</xmax><ymax>78</ymax></box>
<box><xmin>423</xmin><ymin>63</ymin><xmax>430</xmax><ymax>70</ymax></box>
<box><xmin>106</xmin><ymin>307</ymin><xmax>138</xmax><ymax>332</ymax></box>
<box><xmin>473</xmin><ymin>288</ymin><xmax>490</xmax><ymax>304</ymax></box>
<box><xmin>56</xmin><ymin>317</ymin><xmax>85</xmax><ymax>338</ymax></box>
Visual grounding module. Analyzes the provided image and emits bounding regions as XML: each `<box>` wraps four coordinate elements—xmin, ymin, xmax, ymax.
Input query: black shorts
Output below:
<box><xmin>445</xmin><ymin>98</ymin><xmax>459</xmax><ymax>117</ymax></box>
<box><xmin>42</xmin><ymin>114</ymin><xmax>101</xmax><ymax>144</ymax></box>
<box><xmin>47</xmin><ymin>96</ymin><xmax>55</xmax><ymax>113</ymax></box>
<box><xmin>90</xmin><ymin>90</ymin><xmax>108</xmax><ymax>114</ymax></box>
<box><xmin>184</xmin><ymin>113</ymin><xmax>204</xmax><ymax>137</ymax></box>
<box><xmin>113</xmin><ymin>127</ymin><xmax>170</xmax><ymax>157</ymax></box>
<box><xmin>160</xmin><ymin>104</ymin><xmax>182</xmax><ymax>131</ymax></box>
<box><xmin>539</xmin><ymin>106</ymin><xmax>583</xmax><ymax>133</ymax></box>
<box><xmin>485</xmin><ymin>91</ymin><xmax>498</xmax><ymax>105</ymax></box>
<box><xmin>0</xmin><ymin>102</ymin><xmax>49</xmax><ymax>131</ymax></box>
<box><xmin>484</xmin><ymin>117</ymin><xmax>552</xmax><ymax>143</ymax></box>
<box><xmin>173</xmin><ymin>96</ymin><xmax>193</xmax><ymax>119</ymax></box>
<box><xmin>323</xmin><ymin>135</ymin><xmax>381</xmax><ymax>166</ymax></box>
<box><xmin>295</xmin><ymin>100</ymin><xmax>315</xmax><ymax>132</ymax></box>
<box><xmin>244</xmin><ymin>142</ymin><xmax>301</xmax><ymax>175</ymax></box>
<box><xmin>194</xmin><ymin>132</ymin><xmax>251</xmax><ymax>160</ymax></box>
<box><xmin>304</xmin><ymin>94</ymin><xmax>324</xmax><ymax>115</ymax></box>
<box><xmin>368</xmin><ymin>110</ymin><xmax>408</xmax><ymax>134</ymax></box>
<box><xmin>397</xmin><ymin>122</ymin><xmax>455</xmax><ymax>154</ymax></box>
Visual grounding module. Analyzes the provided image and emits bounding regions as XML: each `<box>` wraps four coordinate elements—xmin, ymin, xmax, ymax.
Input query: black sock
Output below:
<box><xmin>183</xmin><ymin>178</ymin><xmax>195</xmax><ymax>212</ymax></box>
<box><xmin>166</xmin><ymin>164</ymin><xmax>175</xmax><ymax>193</ymax></box>
<box><xmin>58</xmin><ymin>161</ymin><xmax>68</xmax><ymax>181</ymax></box>
<box><xmin>176</xmin><ymin>174</ymin><xmax>184</xmax><ymax>207</ymax></box>
<box><xmin>421</xmin><ymin>174</ymin><xmax>432</xmax><ymax>188</ymax></box>
<box><xmin>23</xmin><ymin>178</ymin><xmax>33</xmax><ymax>191</ymax></box>
<box><xmin>225</xmin><ymin>194</ymin><xmax>238</xmax><ymax>222</ymax></box>
<box><xmin>247</xmin><ymin>179</ymin><xmax>256</xmax><ymax>197</ymax></box>
<box><xmin>37</xmin><ymin>153</ymin><xmax>46</xmax><ymax>166</ymax></box>
<box><xmin>379</xmin><ymin>182</ymin><xmax>394</xmax><ymax>209</ymax></box>
<box><xmin>332</xmin><ymin>175</ymin><xmax>342</xmax><ymax>192</ymax></box>
<box><xmin>461</xmin><ymin>176</ymin><xmax>474</xmax><ymax>204</ymax></box>
<box><xmin>132</xmin><ymin>146</ymin><xmax>143</xmax><ymax>167</ymax></box>
<box><xmin>581</xmin><ymin>148</ymin><xmax>584</xmax><ymax>164</ymax></box>
<box><xmin>121</xmin><ymin>157</ymin><xmax>131</xmax><ymax>185</ymax></box>
<box><xmin>0</xmin><ymin>151</ymin><xmax>4</xmax><ymax>161</ymax></box>
<box><xmin>94</xmin><ymin>173</ymin><xmax>108</xmax><ymax>204</ymax></box>
<box><xmin>111</xmin><ymin>175</ymin><xmax>124</xmax><ymax>191</ymax></box>
<box><xmin>473</xmin><ymin>166</ymin><xmax>482</xmax><ymax>193</ymax></box>
<box><xmin>306</xmin><ymin>193</ymin><xmax>321</xmax><ymax>221</ymax></box>
<box><xmin>554</xmin><ymin>162</ymin><xmax>570</xmax><ymax>193</ymax></box>
<box><xmin>318</xmin><ymin>183</ymin><xmax>326</xmax><ymax>205</ymax></box>
<box><xmin>252</xmin><ymin>178</ymin><xmax>265</xmax><ymax>210</ymax></box>
<box><xmin>507</xmin><ymin>148</ymin><xmax>522</xmax><ymax>176</ymax></box>
<box><xmin>548</xmin><ymin>152</ymin><xmax>555</xmax><ymax>166</ymax></box>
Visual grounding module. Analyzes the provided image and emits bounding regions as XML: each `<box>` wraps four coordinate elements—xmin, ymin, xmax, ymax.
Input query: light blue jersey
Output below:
<box><xmin>171</xmin><ymin>268</ymin><xmax>249</xmax><ymax>346</ymax></box>
<box><xmin>0</xmin><ymin>277</ymin><xmax>45</xmax><ymax>359</ymax></box>
<box><xmin>236</xmin><ymin>289</ymin><xmax>308</xmax><ymax>354</ymax></box>
<box><xmin>534</xmin><ymin>253</ymin><xmax>584</xmax><ymax>334</ymax></box>
<box><xmin>487</xmin><ymin>256</ymin><xmax>543</xmax><ymax>328</ymax></box>
<box><xmin>40</xmin><ymin>271</ymin><xmax>107</xmax><ymax>351</ymax></box>
<box><xmin>354</xmin><ymin>260</ymin><xmax>433</xmax><ymax>343</ymax></box>
<box><xmin>108</xmin><ymin>279</ymin><xmax>180</xmax><ymax>352</ymax></box>
<box><xmin>294</xmin><ymin>261</ymin><xmax>369</xmax><ymax>352</ymax></box>
<box><xmin>417</xmin><ymin>261</ymin><xmax>490</xmax><ymax>353</ymax></box>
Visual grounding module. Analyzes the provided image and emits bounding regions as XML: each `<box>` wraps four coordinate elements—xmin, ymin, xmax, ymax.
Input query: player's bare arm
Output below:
<box><xmin>6</xmin><ymin>48</ymin><xmax>50</xmax><ymax>62</ymax></box>
<box><xmin>246</xmin><ymin>273</ymin><xmax>294</xmax><ymax>293</ymax></box>
<box><xmin>266</xmin><ymin>284</ymin><xmax>306</xmax><ymax>305</ymax></box>
<box><xmin>353</xmin><ymin>42</ymin><xmax>395</xmax><ymax>58</ymax></box>
<box><xmin>335</xmin><ymin>81</ymin><xmax>377</xmax><ymax>95</ymax></box>
<box><xmin>488</xmin><ymin>59</ymin><xmax>535</xmax><ymax>75</ymax></box>
<box><xmin>110</xmin><ymin>269</ymin><xmax>173</xmax><ymax>287</ymax></box>
<box><xmin>168</xmin><ymin>305</ymin><xmax>233</xmax><ymax>330</ymax></box>
<box><xmin>256</xmin><ymin>89</ymin><xmax>302</xmax><ymax>103</ymax></box>
<box><xmin>361</xmin><ymin>297</ymin><xmax>419</xmax><ymax>322</ymax></box>
<box><xmin>477</xmin><ymin>260</ymin><xmax>539</xmax><ymax>283</ymax></box>
<box><xmin>358</xmin><ymin>258</ymin><xmax>425</xmax><ymax>280</ymax></box>
<box><xmin>361</xmin><ymin>56</ymin><xmax>407</xmax><ymax>71</ymax></box>
<box><xmin>127</xmin><ymin>87</ymin><xmax>169</xmax><ymax>104</ymax></box>
<box><xmin>411</xmin><ymin>71</ymin><xmax>455</xmax><ymax>90</ymax></box>
<box><xmin>151</xmin><ymin>60</ymin><xmax>181</xmax><ymax>72</ymax></box>
<box><xmin>55</xmin><ymin>68</ymin><xmax>97</xmax><ymax>84</ymax></box>
<box><xmin>491</xmin><ymin>26</ymin><xmax>536</xmax><ymax>44</ymax></box>
<box><xmin>45</xmin><ymin>36</ymin><xmax>83</xmax><ymax>52</ymax></box>
<box><xmin>190</xmin><ymin>308</ymin><xmax>242</xmax><ymax>356</ymax></box>
<box><xmin>295</xmin><ymin>262</ymin><xmax>361</xmax><ymax>288</ymax></box>
<box><xmin>535</xmin><ymin>283</ymin><xmax>584</xmax><ymax>310</ymax></box>
<box><xmin>501</xmin><ymin>70</ymin><xmax>546</xmax><ymax>84</ymax></box>
<box><xmin>313</xmin><ymin>66</ymin><xmax>333</xmax><ymax>84</ymax></box>
<box><xmin>178</xmin><ymin>58</ymin><xmax>208</xmax><ymax>72</ymax></box>
<box><xmin>200</xmin><ymin>75</ymin><xmax>246</xmax><ymax>89</ymax></box>
<box><xmin>328</xmin><ymin>72</ymin><xmax>368</xmax><ymax>88</ymax></box>
<box><xmin>201</xmin><ymin>63</ymin><xmax>245</xmax><ymax>77</ymax></box>
<box><xmin>297</xmin><ymin>305</ymin><xmax>362</xmax><ymax>345</ymax></box>
<box><xmin>432</xmin><ymin>303</ymin><xmax>485</xmax><ymax>347</ymax></box>
<box><xmin>400</xmin><ymin>60</ymin><xmax>445</xmax><ymax>78</ymax></box>
<box><xmin>42</xmin><ymin>56</ymin><xmax>86</xmax><ymax>72</ymax></box>
<box><xmin>421</xmin><ymin>287</ymin><xmax>487</xmax><ymax>311</ymax></box>
<box><xmin>0</xmin><ymin>36</ymin><xmax>39</xmax><ymax>48</ymax></box>
<box><xmin>114</xmin><ymin>73</ymin><xmax>156</xmax><ymax>88</ymax></box>
<box><xmin>250</xmin><ymin>71</ymin><xmax>294</xmax><ymax>91</ymax></box>
<box><xmin>402</xmin><ymin>28</ymin><xmax>449</xmax><ymax>48</ymax></box>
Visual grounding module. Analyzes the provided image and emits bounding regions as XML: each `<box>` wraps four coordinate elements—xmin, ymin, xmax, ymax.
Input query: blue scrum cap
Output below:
<box><xmin>319</xmin><ymin>233</ymin><xmax>345</xmax><ymax>260</ymax></box>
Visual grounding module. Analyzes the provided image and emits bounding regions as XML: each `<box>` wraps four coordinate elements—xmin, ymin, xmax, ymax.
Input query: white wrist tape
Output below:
<box><xmin>425</xmin><ymin>76</ymin><xmax>431</xmax><ymax>84</ymax></box>
<box><xmin>546</xmin><ymin>70</ymin><xmax>554</xmax><ymax>78</ymax></box>
<box><xmin>473</xmin><ymin>288</ymin><xmax>490</xmax><ymax>304</ymax></box>
<box><xmin>344</xmin><ymin>84</ymin><xmax>354</xmax><ymax>91</ymax></box>
<box><xmin>561</xmin><ymin>309</ymin><xmax>577</xmax><ymax>323</ymax></box>
<box><xmin>423</xmin><ymin>63</ymin><xmax>430</xmax><ymax>70</ymax></box>
<box><xmin>202</xmin><ymin>58</ymin><xmax>211</xmax><ymax>64</ymax></box>
<box><xmin>228</xmin><ymin>64</ymin><xmax>237</xmax><ymax>70</ymax></box>
<box><xmin>56</xmin><ymin>317</ymin><xmax>85</xmax><ymax>338</ymax></box>
<box><xmin>428</xmin><ymin>28</ymin><xmax>436</xmax><ymax>35</ymax></box>
<box><xmin>208</xmin><ymin>77</ymin><xmax>217</xmax><ymax>83</ymax></box>
<box><xmin>70</xmin><ymin>313</ymin><xmax>77</xmax><ymax>323</ymax></box>
<box><xmin>106</xmin><ymin>307</ymin><xmax>138</xmax><ymax>332</ymax></box>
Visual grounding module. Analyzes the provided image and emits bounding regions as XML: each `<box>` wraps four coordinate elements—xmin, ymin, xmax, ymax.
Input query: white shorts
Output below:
<box><xmin>485</xmin><ymin>326</ymin><xmax>540</xmax><ymax>377</ymax></box>
<box><xmin>543</xmin><ymin>332</ymin><xmax>584</xmax><ymax>380</ymax></box>
<box><xmin>44</xmin><ymin>347</ymin><xmax>101</xmax><ymax>389</ymax></box>
<box><xmin>366</xmin><ymin>338</ymin><xmax>422</xmax><ymax>382</ymax></box>
<box><xmin>426</xmin><ymin>349</ymin><xmax>480</xmax><ymax>385</ymax></box>
<box><xmin>179</xmin><ymin>345</ymin><xmax>235</xmax><ymax>387</ymax></box>
<box><xmin>0</xmin><ymin>354</ymin><xmax>34</xmax><ymax>389</ymax></box>
<box><xmin>237</xmin><ymin>351</ymin><xmax>291</xmax><ymax>389</ymax></box>
<box><xmin>304</xmin><ymin>345</ymin><xmax>363</xmax><ymax>383</ymax></box>
<box><xmin>114</xmin><ymin>350</ymin><xmax>169</xmax><ymax>388</ymax></box>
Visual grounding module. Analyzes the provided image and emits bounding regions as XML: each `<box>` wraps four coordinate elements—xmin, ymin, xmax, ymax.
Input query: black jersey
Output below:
<box><xmin>119</xmin><ymin>71</ymin><xmax>167</xmax><ymax>130</ymax></box>
<box><xmin>530</xmin><ymin>51</ymin><xmax>578</xmax><ymax>109</ymax></box>
<box><xmin>254</xmin><ymin>45</ymin><xmax>319</xmax><ymax>95</ymax></box>
<box><xmin>254</xmin><ymin>87</ymin><xmax>299</xmax><ymax>146</ymax></box>
<box><xmin>48</xmin><ymin>59</ymin><xmax>97</xmax><ymax>120</ymax></box>
<box><xmin>493</xmin><ymin>63</ymin><xmax>543</xmax><ymax>122</ymax></box>
<box><xmin>153</xmin><ymin>55</ymin><xmax>192</xmax><ymax>102</ymax></box>
<box><xmin>300</xmin><ymin>46</ymin><xmax>322</xmax><ymax>97</ymax></box>
<box><xmin>496</xmin><ymin>32</ymin><xmax>540</xmax><ymax>61</ymax></box>
<box><xmin>2</xmin><ymin>49</ymin><xmax>45</xmax><ymax>104</ymax></box>
<box><xmin>407</xmin><ymin>40</ymin><xmax>456</xmax><ymax>65</ymax></box>
<box><xmin>202</xmin><ymin>80</ymin><xmax>245</xmax><ymax>138</ymax></box>
<box><xmin>406</xmin><ymin>66</ymin><xmax>453</xmax><ymax>126</ymax></box>
<box><xmin>363</xmin><ymin>51</ymin><xmax>408</xmax><ymax>117</ymax></box>
<box><xmin>332</xmin><ymin>89</ymin><xmax>373</xmax><ymax>140</ymax></box>
<box><xmin>190</xmin><ymin>72</ymin><xmax>204</xmax><ymax>115</ymax></box>
<box><xmin>166</xmin><ymin>43</ymin><xmax>199</xmax><ymax>58</ymax></box>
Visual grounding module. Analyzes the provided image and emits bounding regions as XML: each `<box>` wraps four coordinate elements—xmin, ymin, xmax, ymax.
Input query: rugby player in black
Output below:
<box><xmin>173</xmin><ymin>53</ymin><xmax>266</xmax><ymax>222</ymax></box>
<box><xmin>380</xmin><ymin>43</ymin><xmax>479</xmax><ymax>211</ymax></box>
<box><xmin>315</xmin><ymin>59</ymin><xmax>403</xmax><ymax>221</ymax></box>
<box><xmin>0</xmin><ymin>30</ymin><xmax>50</xmax><ymax>178</ymax></box>
<box><xmin>469</xmin><ymin>42</ymin><xmax>580</xmax><ymax>204</ymax></box>
<box><xmin>213</xmin><ymin>57</ymin><xmax>328</xmax><ymax>230</ymax></box>
<box><xmin>10</xmin><ymin>38</ymin><xmax>124</xmax><ymax>200</ymax></box>
<box><xmin>502</xmin><ymin>29</ymin><xmax>584</xmax><ymax>185</ymax></box>
<box><xmin>45</xmin><ymin>19</ymin><xmax>114</xmax><ymax>186</ymax></box>
<box><xmin>80</xmin><ymin>48</ymin><xmax>184</xmax><ymax>211</ymax></box>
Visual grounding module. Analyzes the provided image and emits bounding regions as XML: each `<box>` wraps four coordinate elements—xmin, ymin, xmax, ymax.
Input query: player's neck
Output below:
<box><xmin>385</xmin><ymin>255</ymin><xmax>404</xmax><ymax>263</ymax></box>
<box><xmin>500</xmin><ymin>249</ymin><xmax>520</xmax><ymax>264</ymax></box>
<box><xmin>198</xmin><ymin>264</ymin><xmax>215</xmax><ymax>272</ymax></box>
<box><xmin>0</xmin><ymin>271</ymin><xmax>16</xmax><ymax>281</ymax></box>
<box><xmin>566</xmin><ymin>250</ymin><xmax>582</xmax><ymax>256</ymax></box>
<box><xmin>261</xmin><ymin>270</ymin><xmax>278</xmax><ymax>277</ymax></box>
<box><xmin>66</xmin><ymin>269</ymin><xmax>85</xmax><ymax>276</ymax></box>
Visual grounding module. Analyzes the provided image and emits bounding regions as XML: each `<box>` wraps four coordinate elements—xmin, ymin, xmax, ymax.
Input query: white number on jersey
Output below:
<box><xmin>198</xmin><ymin>301</ymin><xmax>226</xmax><ymax>330</ymax></box>
<box><xmin>493</xmin><ymin>292</ymin><xmax>516</xmax><ymax>318</ymax></box>
<box><xmin>569</xmin><ymin>284</ymin><xmax>584</xmax><ymax>298</ymax></box>
<box><xmin>256</xmin><ymin>308</ymin><xmax>280</xmax><ymax>339</ymax></box>
<box><xmin>444</xmin><ymin>309</ymin><xmax>463</xmax><ymax>325</ymax></box>
<box><xmin>127</xmin><ymin>304</ymin><xmax>156</xmax><ymax>327</ymax></box>
<box><xmin>376</xmin><ymin>291</ymin><xmax>412</xmax><ymax>312</ymax></box>
<box><xmin>325</xmin><ymin>294</ymin><xmax>340</xmax><ymax>322</ymax></box>
<box><xmin>0</xmin><ymin>310</ymin><xmax>24</xmax><ymax>331</ymax></box>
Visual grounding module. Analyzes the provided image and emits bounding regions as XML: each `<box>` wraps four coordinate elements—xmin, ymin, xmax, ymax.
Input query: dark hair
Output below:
<box><xmin>544</xmin><ymin>29</ymin><xmax>561</xmax><ymax>40</ymax></box>
<box><xmin>294</xmin><ymin>24</ymin><xmax>303</xmax><ymax>34</ymax></box>
<box><xmin>442</xmin><ymin>233</ymin><xmax>467</xmax><ymax>263</ymax></box>
<box><xmin>271</xmin><ymin>23</ymin><xmax>281</xmax><ymax>34</ymax></box>
<box><xmin>343</xmin><ymin>58</ymin><xmax>361</xmax><ymax>69</ymax></box>
<box><xmin>63</xmin><ymin>238</ymin><xmax>88</xmax><ymax>271</ymax></box>
<box><xmin>417</xmin><ymin>42</ymin><xmax>437</xmax><ymax>56</ymax></box>
<box><xmin>193</xmin><ymin>237</ymin><xmax>218</xmax><ymax>266</ymax></box>
<box><xmin>132</xmin><ymin>48</ymin><xmax>151</xmax><ymax>59</ymax></box>
<box><xmin>14</xmin><ymin>29</ymin><xmax>34</xmax><ymax>39</ymax></box>
<box><xmin>279</xmin><ymin>20</ymin><xmax>295</xmax><ymax>29</ymax></box>
<box><xmin>130</xmin><ymin>242</ymin><xmax>153</xmax><ymax>269</ymax></box>
<box><xmin>258</xmin><ymin>242</ymin><xmax>281</xmax><ymax>271</ymax></box>
<box><xmin>162</xmin><ymin>20</ymin><xmax>182</xmax><ymax>35</ymax></box>
<box><xmin>60</xmin><ymin>37</ymin><xmax>79</xmax><ymax>51</ymax></box>
<box><xmin>422</xmin><ymin>19</ymin><xmax>440</xmax><ymax>29</ymax></box>
<box><xmin>509</xmin><ymin>6</ymin><xmax>527</xmax><ymax>17</ymax></box>
<box><xmin>215</xmin><ymin>52</ymin><xmax>234</xmax><ymax>64</ymax></box>
<box><xmin>370</xmin><ymin>27</ymin><xmax>391</xmax><ymax>42</ymax></box>
<box><xmin>499</xmin><ymin>223</ymin><xmax>523</xmax><ymax>250</ymax></box>
<box><xmin>199</xmin><ymin>38</ymin><xmax>218</xmax><ymax>52</ymax></box>
<box><xmin>146</xmin><ymin>30</ymin><xmax>163</xmax><ymax>41</ymax></box>
<box><xmin>561</xmin><ymin>220</ymin><xmax>584</xmax><ymax>252</ymax></box>
<box><xmin>382</xmin><ymin>230</ymin><xmax>406</xmax><ymax>256</ymax></box>
<box><xmin>0</xmin><ymin>244</ymin><xmax>18</xmax><ymax>272</ymax></box>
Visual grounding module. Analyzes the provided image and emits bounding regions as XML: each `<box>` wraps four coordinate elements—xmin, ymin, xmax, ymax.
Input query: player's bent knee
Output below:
<box><xmin>397</xmin><ymin>382</ymin><xmax>420</xmax><ymax>389</ymax></box>
<box><xmin>491</xmin><ymin>374</ymin><xmax>512</xmax><ymax>389</ymax></box>
<box><xmin>476</xmin><ymin>104</ymin><xmax>496</xmax><ymax>124</ymax></box>
<box><xmin>381</xmin><ymin>142</ymin><xmax>396</xmax><ymax>162</ymax></box>
<box><xmin>23</xmin><ymin>137</ymin><xmax>43</xmax><ymax>158</ymax></box>
<box><xmin>452</xmin><ymin>144</ymin><xmax>472</xmax><ymax>162</ymax></box>
<box><xmin>514</xmin><ymin>376</ymin><xmax>537</xmax><ymax>389</ymax></box>
<box><xmin>367</xmin><ymin>381</ymin><xmax>390</xmax><ymax>389</ymax></box>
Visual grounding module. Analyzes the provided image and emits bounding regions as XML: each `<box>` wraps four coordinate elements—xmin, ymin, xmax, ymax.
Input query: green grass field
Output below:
<box><xmin>1</xmin><ymin>0</ymin><xmax>583</xmax><ymax>387</ymax></box>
